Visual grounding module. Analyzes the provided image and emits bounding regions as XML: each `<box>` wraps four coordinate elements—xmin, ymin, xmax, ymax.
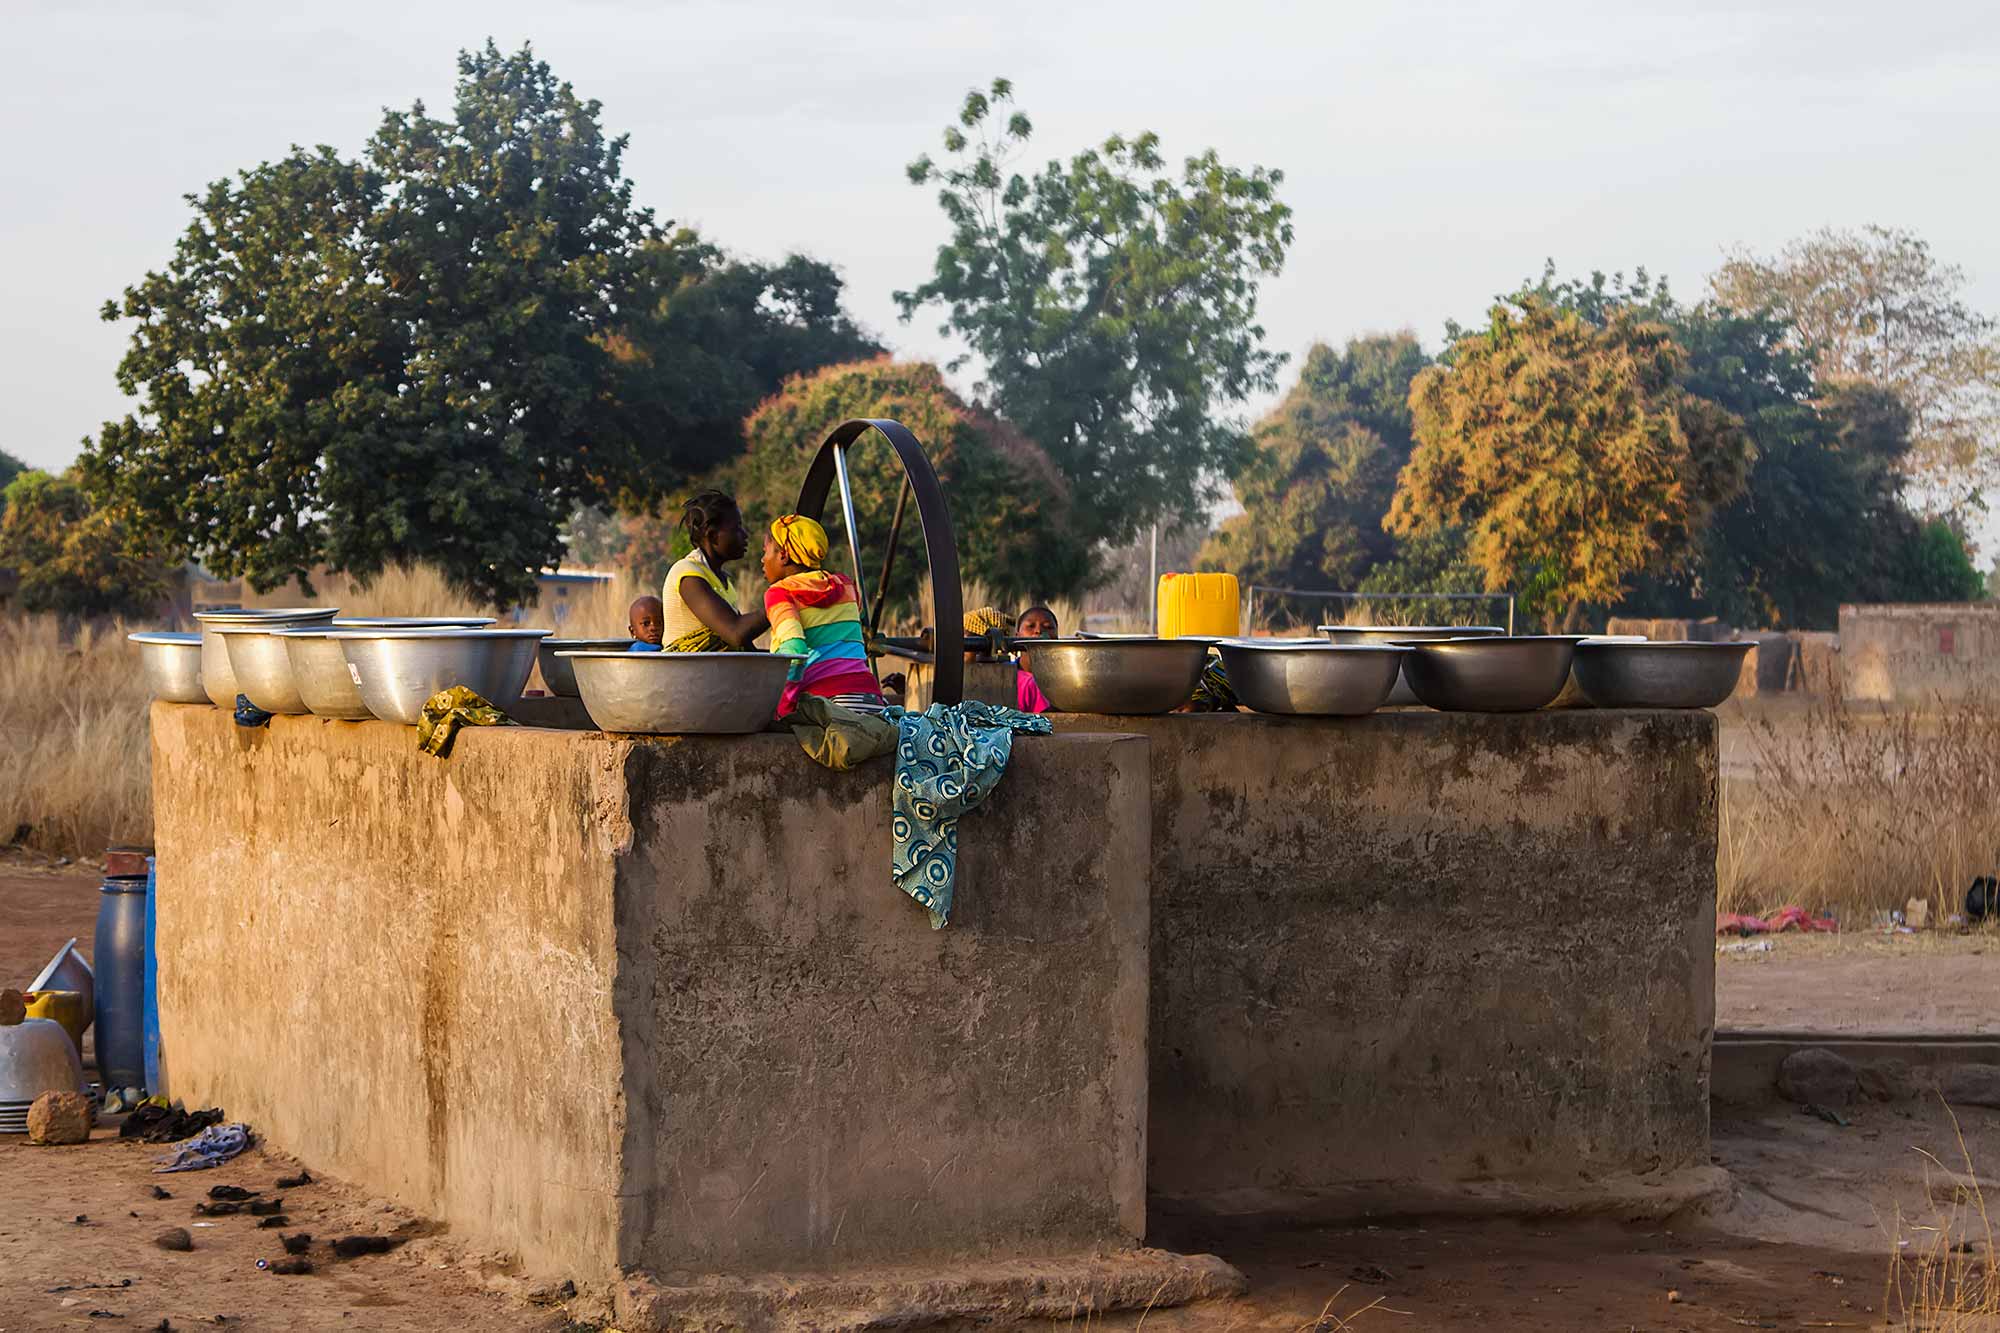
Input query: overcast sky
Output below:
<box><xmin>8</xmin><ymin>0</ymin><xmax>1998</xmax><ymax>493</ymax></box>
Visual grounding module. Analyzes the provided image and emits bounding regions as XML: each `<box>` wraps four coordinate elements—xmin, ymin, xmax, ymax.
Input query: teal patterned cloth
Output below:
<box><xmin>885</xmin><ymin>701</ymin><xmax>1052</xmax><ymax>928</ymax></box>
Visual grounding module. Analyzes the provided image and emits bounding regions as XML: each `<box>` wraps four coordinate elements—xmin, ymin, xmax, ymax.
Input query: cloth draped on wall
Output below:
<box><xmin>885</xmin><ymin>701</ymin><xmax>1051</xmax><ymax>929</ymax></box>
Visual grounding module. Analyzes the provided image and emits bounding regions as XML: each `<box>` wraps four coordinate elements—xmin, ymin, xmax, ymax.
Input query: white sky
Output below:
<box><xmin>7</xmin><ymin>0</ymin><xmax>1998</xmax><ymax>531</ymax></box>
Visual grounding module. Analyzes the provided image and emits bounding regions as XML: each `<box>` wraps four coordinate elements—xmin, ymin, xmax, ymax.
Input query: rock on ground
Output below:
<box><xmin>1776</xmin><ymin>1048</ymin><xmax>1860</xmax><ymax>1106</ymax></box>
<box><xmin>26</xmin><ymin>1090</ymin><xmax>92</xmax><ymax>1145</ymax></box>
<box><xmin>1940</xmin><ymin>1063</ymin><xmax>2000</xmax><ymax>1109</ymax></box>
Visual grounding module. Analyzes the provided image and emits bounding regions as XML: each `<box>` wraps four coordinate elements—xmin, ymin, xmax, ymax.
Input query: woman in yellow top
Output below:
<box><xmin>660</xmin><ymin>490</ymin><xmax>769</xmax><ymax>652</ymax></box>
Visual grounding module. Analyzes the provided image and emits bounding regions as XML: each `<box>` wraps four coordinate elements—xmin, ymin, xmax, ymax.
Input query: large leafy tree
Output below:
<box><xmin>1711</xmin><ymin>225</ymin><xmax>2000</xmax><ymax>516</ymax></box>
<box><xmin>1518</xmin><ymin>265</ymin><xmax>1977</xmax><ymax>628</ymax></box>
<box><xmin>1199</xmin><ymin>333</ymin><xmax>1427</xmax><ymax>590</ymax></box>
<box><xmin>733</xmin><ymin>359</ymin><xmax>1092</xmax><ymax>608</ymax></box>
<box><xmin>0</xmin><ymin>470</ymin><xmax>170</xmax><ymax>618</ymax></box>
<box><xmin>897</xmin><ymin>78</ymin><xmax>1293</xmax><ymax>548</ymax></box>
<box><xmin>1389</xmin><ymin>295</ymin><xmax>1751</xmax><ymax>631</ymax></box>
<box><xmin>83</xmin><ymin>43</ymin><xmax>874</xmax><ymax>607</ymax></box>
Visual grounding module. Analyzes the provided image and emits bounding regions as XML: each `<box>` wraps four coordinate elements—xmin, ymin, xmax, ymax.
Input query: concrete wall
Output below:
<box><xmin>1050</xmin><ymin>710</ymin><xmax>1717</xmax><ymax>1217</ymax></box>
<box><xmin>151</xmin><ymin>705</ymin><xmax>1149</xmax><ymax>1279</ymax></box>
<box><xmin>1840</xmin><ymin>603</ymin><xmax>2000</xmax><ymax>705</ymax></box>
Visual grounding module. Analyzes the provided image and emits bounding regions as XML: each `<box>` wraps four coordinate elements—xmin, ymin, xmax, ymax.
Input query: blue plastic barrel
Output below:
<box><xmin>142</xmin><ymin>857</ymin><xmax>160</xmax><ymax>1094</ymax></box>
<box><xmin>93</xmin><ymin>874</ymin><xmax>149</xmax><ymax>1091</ymax></box>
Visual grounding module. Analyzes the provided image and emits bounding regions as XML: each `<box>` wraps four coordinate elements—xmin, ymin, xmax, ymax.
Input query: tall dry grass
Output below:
<box><xmin>1885</xmin><ymin>1106</ymin><xmax>1999</xmax><ymax>1330</ymax></box>
<box><xmin>1718</xmin><ymin>690</ymin><xmax>2000</xmax><ymax>924</ymax></box>
<box><xmin>0</xmin><ymin>614</ymin><xmax>154</xmax><ymax>858</ymax></box>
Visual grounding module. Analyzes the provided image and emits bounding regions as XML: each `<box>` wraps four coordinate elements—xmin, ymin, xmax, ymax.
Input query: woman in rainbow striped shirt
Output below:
<box><xmin>761</xmin><ymin>514</ymin><xmax>885</xmax><ymax>719</ymax></box>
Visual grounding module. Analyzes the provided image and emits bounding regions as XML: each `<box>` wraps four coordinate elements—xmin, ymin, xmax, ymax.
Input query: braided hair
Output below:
<box><xmin>680</xmin><ymin>490</ymin><xmax>740</xmax><ymax>550</ymax></box>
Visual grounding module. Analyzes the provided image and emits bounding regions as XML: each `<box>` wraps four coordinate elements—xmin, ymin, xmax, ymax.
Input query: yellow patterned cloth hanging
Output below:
<box><xmin>415</xmin><ymin>686</ymin><xmax>513</xmax><ymax>757</ymax></box>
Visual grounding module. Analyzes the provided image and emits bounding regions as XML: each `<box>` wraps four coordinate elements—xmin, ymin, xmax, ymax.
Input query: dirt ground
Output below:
<box><xmin>9</xmin><ymin>859</ymin><xmax>2000</xmax><ymax>1329</ymax></box>
<box><xmin>1717</xmin><ymin>930</ymin><xmax>1999</xmax><ymax>1033</ymax></box>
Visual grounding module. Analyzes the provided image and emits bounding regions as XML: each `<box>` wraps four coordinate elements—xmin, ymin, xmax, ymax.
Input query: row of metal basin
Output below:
<box><xmin>1025</xmin><ymin>628</ymin><xmax>1752</xmax><ymax>716</ymax></box>
<box><xmin>130</xmin><ymin>611</ymin><xmax>1751</xmax><ymax>735</ymax></box>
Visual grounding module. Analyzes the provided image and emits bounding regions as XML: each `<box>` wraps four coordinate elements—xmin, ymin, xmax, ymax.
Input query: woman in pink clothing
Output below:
<box><xmin>1013</xmin><ymin>605</ymin><xmax>1058</xmax><ymax>713</ymax></box>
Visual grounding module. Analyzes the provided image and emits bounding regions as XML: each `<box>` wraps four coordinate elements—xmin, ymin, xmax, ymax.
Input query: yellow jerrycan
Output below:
<box><xmin>1157</xmin><ymin>572</ymin><xmax>1241</xmax><ymax>639</ymax></box>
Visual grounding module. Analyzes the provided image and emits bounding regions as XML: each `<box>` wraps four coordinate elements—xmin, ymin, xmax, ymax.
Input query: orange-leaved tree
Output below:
<box><xmin>1386</xmin><ymin>296</ymin><xmax>1749</xmax><ymax>631</ymax></box>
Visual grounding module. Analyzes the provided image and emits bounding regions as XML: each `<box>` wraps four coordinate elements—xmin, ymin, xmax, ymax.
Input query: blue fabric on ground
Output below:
<box><xmin>154</xmin><ymin>1122</ymin><xmax>251</xmax><ymax>1172</ymax></box>
<box><xmin>883</xmin><ymin>701</ymin><xmax>1051</xmax><ymax>929</ymax></box>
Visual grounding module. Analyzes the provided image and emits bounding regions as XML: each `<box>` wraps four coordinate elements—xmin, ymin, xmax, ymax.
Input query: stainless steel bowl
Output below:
<box><xmin>0</xmin><ymin>1018</ymin><xmax>85</xmax><ymax>1120</ymax></box>
<box><xmin>1549</xmin><ymin>635</ymin><xmax>1649</xmax><ymax>708</ymax></box>
<box><xmin>538</xmin><ymin>638</ymin><xmax>637</xmax><ymax>697</ymax></box>
<box><xmin>1317</xmin><ymin>625</ymin><xmax>1507</xmax><ymax>705</ymax></box>
<box><xmin>1402</xmin><ymin>636</ymin><xmax>1582</xmax><ymax>712</ymax></box>
<box><xmin>329</xmin><ymin>629</ymin><xmax>550</xmax><ymax>725</ymax></box>
<box><xmin>1021</xmin><ymin>637</ymin><xmax>1212</xmax><ymax>714</ymax></box>
<box><xmin>561</xmin><ymin>651</ymin><xmax>801</xmax><ymax>734</ymax></box>
<box><xmin>128</xmin><ymin>631</ymin><xmax>206</xmax><ymax>704</ymax></box>
<box><xmin>1216</xmin><ymin>640</ymin><xmax>1406</xmax><ymax>716</ymax></box>
<box><xmin>1572</xmin><ymin>640</ymin><xmax>1755</xmax><ymax>709</ymax></box>
<box><xmin>273</xmin><ymin>619</ymin><xmax>498</xmax><ymax>720</ymax></box>
<box><xmin>193</xmin><ymin>608</ymin><xmax>339</xmax><ymax>708</ymax></box>
<box><xmin>216</xmin><ymin>625</ymin><xmax>314</xmax><ymax>714</ymax></box>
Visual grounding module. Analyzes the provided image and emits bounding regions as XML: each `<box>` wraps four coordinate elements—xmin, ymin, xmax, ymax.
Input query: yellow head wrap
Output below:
<box><xmin>963</xmin><ymin>607</ymin><xmax>1009</xmax><ymax>636</ymax></box>
<box><xmin>770</xmin><ymin>514</ymin><xmax>829</xmax><ymax>569</ymax></box>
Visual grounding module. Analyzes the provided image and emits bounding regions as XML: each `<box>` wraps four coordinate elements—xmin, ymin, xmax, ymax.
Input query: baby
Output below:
<box><xmin>628</xmin><ymin>595</ymin><xmax>664</xmax><ymax>652</ymax></box>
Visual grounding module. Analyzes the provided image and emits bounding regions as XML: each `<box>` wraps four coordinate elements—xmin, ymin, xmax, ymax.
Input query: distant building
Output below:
<box><xmin>501</xmin><ymin>570</ymin><xmax>617</xmax><ymax>629</ymax></box>
<box><xmin>1839</xmin><ymin>602</ymin><xmax>2000</xmax><ymax>704</ymax></box>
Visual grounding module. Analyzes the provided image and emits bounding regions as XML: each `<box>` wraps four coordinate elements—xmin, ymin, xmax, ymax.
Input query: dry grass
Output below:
<box><xmin>236</xmin><ymin>563</ymin><xmax>646</xmax><ymax>638</ymax></box>
<box><xmin>1718</xmin><ymin>691</ymin><xmax>2000</xmax><ymax>925</ymax></box>
<box><xmin>1886</xmin><ymin>1104</ymin><xmax>2000</xmax><ymax>1330</ymax></box>
<box><xmin>0</xmin><ymin>614</ymin><xmax>154</xmax><ymax>858</ymax></box>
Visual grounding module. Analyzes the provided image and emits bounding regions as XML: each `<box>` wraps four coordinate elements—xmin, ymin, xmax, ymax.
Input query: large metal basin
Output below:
<box><xmin>1021</xmin><ymin>638</ymin><xmax>1211</xmax><ymax>715</ymax></box>
<box><xmin>1317</xmin><ymin>625</ymin><xmax>1506</xmax><ymax>705</ymax></box>
<box><xmin>0</xmin><ymin>1019</ymin><xmax>85</xmax><ymax>1129</ymax></box>
<box><xmin>1572</xmin><ymin>640</ymin><xmax>1754</xmax><ymax>709</ymax></box>
<box><xmin>538</xmin><ymin>638</ymin><xmax>635</xmax><ymax>697</ymax></box>
<box><xmin>128</xmin><ymin>631</ymin><xmax>206</xmax><ymax>704</ymax></box>
<box><xmin>329</xmin><ymin>629</ymin><xmax>549</xmax><ymax>725</ymax></box>
<box><xmin>561</xmin><ymin>651</ymin><xmax>800</xmax><ymax>734</ymax></box>
<box><xmin>193</xmin><ymin>608</ymin><xmax>339</xmax><ymax>708</ymax></box>
<box><xmin>1402</xmin><ymin>636</ymin><xmax>1582</xmax><ymax>712</ymax></box>
<box><xmin>276</xmin><ymin>619</ymin><xmax>497</xmax><ymax>719</ymax></box>
<box><xmin>1549</xmin><ymin>635</ymin><xmax>1649</xmax><ymax>708</ymax></box>
<box><xmin>1216</xmin><ymin>640</ymin><xmax>1405</xmax><ymax>716</ymax></box>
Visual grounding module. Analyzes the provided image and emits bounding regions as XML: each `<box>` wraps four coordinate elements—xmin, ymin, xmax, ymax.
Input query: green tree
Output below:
<box><xmin>1390</xmin><ymin>296</ymin><xmax>1751</xmax><ymax>631</ymax></box>
<box><xmin>1198</xmin><ymin>334</ymin><xmax>1428</xmax><ymax>590</ymax></box>
<box><xmin>1711</xmin><ymin>226</ymin><xmax>2000</xmax><ymax>516</ymax></box>
<box><xmin>1515</xmin><ymin>263</ymin><xmax>1971</xmax><ymax>628</ymax></box>
<box><xmin>897</xmin><ymin>78</ymin><xmax>1293</xmax><ymax>548</ymax></box>
<box><xmin>0</xmin><ymin>470</ymin><xmax>170</xmax><ymax>618</ymax></box>
<box><xmin>83</xmin><ymin>43</ymin><xmax>875</xmax><ymax>607</ymax></box>
<box><xmin>0</xmin><ymin>449</ymin><xmax>25</xmax><ymax>496</ymax></box>
<box><xmin>733</xmin><ymin>359</ymin><xmax>1092</xmax><ymax>608</ymax></box>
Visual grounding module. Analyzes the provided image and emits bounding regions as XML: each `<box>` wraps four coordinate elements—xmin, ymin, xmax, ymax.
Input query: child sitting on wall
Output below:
<box><xmin>628</xmin><ymin>595</ymin><xmax>664</xmax><ymax>652</ymax></box>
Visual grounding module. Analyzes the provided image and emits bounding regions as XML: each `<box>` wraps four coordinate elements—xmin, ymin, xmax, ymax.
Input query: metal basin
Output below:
<box><xmin>1402</xmin><ymin>636</ymin><xmax>1582</xmax><ymax>712</ymax></box>
<box><xmin>274</xmin><ymin>619</ymin><xmax>498</xmax><ymax>720</ymax></box>
<box><xmin>193</xmin><ymin>608</ymin><xmax>339</xmax><ymax>708</ymax></box>
<box><xmin>1216</xmin><ymin>640</ymin><xmax>1405</xmax><ymax>716</ymax></box>
<box><xmin>1549</xmin><ymin>635</ymin><xmax>1649</xmax><ymax>708</ymax></box>
<box><xmin>561</xmin><ymin>651</ymin><xmax>800</xmax><ymax>734</ymax></box>
<box><xmin>128</xmin><ymin>631</ymin><xmax>206</xmax><ymax>704</ymax></box>
<box><xmin>216</xmin><ymin>625</ymin><xmax>315</xmax><ymax>714</ymax></box>
<box><xmin>538</xmin><ymin>639</ymin><xmax>636</xmax><ymax>697</ymax></box>
<box><xmin>1020</xmin><ymin>638</ymin><xmax>1211</xmax><ymax>714</ymax></box>
<box><xmin>0</xmin><ymin>1019</ymin><xmax>85</xmax><ymax>1129</ymax></box>
<box><xmin>329</xmin><ymin>629</ymin><xmax>550</xmax><ymax>725</ymax></box>
<box><xmin>1572</xmin><ymin>640</ymin><xmax>1755</xmax><ymax>709</ymax></box>
<box><xmin>1317</xmin><ymin>625</ymin><xmax>1506</xmax><ymax>705</ymax></box>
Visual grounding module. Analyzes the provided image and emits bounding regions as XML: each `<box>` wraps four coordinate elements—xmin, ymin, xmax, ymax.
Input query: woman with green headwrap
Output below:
<box><xmin>761</xmin><ymin>513</ymin><xmax>884</xmax><ymax>718</ymax></box>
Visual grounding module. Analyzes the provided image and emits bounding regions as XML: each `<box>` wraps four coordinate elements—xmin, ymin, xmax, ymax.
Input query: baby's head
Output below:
<box><xmin>628</xmin><ymin>595</ymin><xmax>665</xmax><ymax>646</ymax></box>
